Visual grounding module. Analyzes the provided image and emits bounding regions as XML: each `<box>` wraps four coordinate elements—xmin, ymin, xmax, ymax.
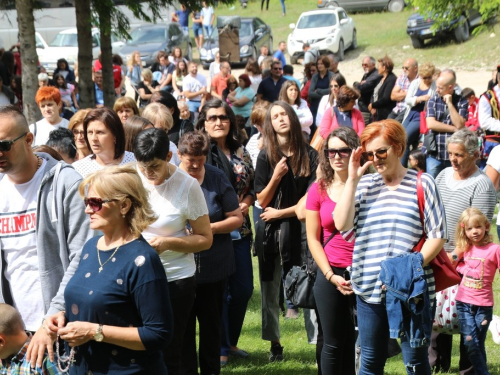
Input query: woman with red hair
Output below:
<box><xmin>227</xmin><ymin>74</ymin><xmax>256</xmax><ymax>124</ymax></box>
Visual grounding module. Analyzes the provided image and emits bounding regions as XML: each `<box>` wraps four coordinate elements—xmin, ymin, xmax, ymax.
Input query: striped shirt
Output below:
<box><xmin>435</xmin><ymin>167</ymin><xmax>497</xmax><ymax>252</ymax></box>
<box><xmin>348</xmin><ymin>169</ymin><xmax>447</xmax><ymax>304</ymax></box>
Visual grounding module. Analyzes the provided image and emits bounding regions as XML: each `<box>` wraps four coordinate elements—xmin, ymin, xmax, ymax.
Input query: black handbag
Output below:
<box><xmin>424</xmin><ymin>130</ymin><xmax>437</xmax><ymax>154</ymax></box>
<box><xmin>284</xmin><ymin>229</ymin><xmax>337</xmax><ymax>309</ymax></box>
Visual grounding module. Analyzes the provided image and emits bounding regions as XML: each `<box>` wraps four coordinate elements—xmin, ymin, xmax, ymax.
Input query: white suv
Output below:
<box><xmin>287</xmin><ymin>8</ymin><xmax>357</xmax><ymax>64</ymax></box>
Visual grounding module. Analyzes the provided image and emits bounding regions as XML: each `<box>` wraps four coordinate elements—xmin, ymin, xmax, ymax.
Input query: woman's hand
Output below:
<box><xmin>331</xmin><ymin>275</ymin><xmax>354</xmax><ymax>295</ymax></box>
<box><xmin>44</xmin><ymin>311</ymin><xmax>67</xmax><ymax>336</ymax></box>
<box><xmin>271</xmin><ymin>157</ymin><xmax>288</xmax><ymax>182</ymax></box>
<box><xmin>239</xmin><ymin>202</ymin><xmax>249</xmax><ymax>217</ymax></box>
<box><xmin>58</xmin><ymin>321</ymin><xmax>97</xmax><ymax>347</ymax></box>
<box><xmin>148</xmin><ymin>236</ymin><xmax>170</xmax><ymax>254</ymax></box>
<box><xmin>348</xmin><ymin>147</ymin><xmax>372</xmax><ymax>182</ymax></box>
<box><xmin>26</xmin><ymin>320</ymin><xmax>60</xmax><ymax>368</ymax></box>
<box><xmin>260</xmin><ymin>207</ymin><xmax>280</xmax><ymax>222</ymax></box>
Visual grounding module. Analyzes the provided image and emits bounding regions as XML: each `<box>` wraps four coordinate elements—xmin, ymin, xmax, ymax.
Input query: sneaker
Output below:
<box><xmin>269</xmin><ymin>342</ymin><xmax>284</xmax><ymax>362</ymax></box>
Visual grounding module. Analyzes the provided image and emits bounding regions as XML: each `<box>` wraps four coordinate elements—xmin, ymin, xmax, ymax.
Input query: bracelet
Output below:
<box><xmin>327</xmin><ymin>273</ymin><xmax>334</xmax><ymax>282</ymax></box>
<box><xmin>324</xmin><ymin>269</ymin><xmax>333</xmax><ymax>279</ymax></box>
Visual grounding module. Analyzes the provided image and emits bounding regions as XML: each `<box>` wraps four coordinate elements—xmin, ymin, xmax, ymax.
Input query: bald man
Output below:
<box><xmin>425</xmin><ymin>69</ymin><xmax>468</xmax><ymax>178</ymax></box>
<box><xmin>389</xmin><ymin>58</ymin><xmax>419</xmax><ymax>122</ymax></box>
<box><xmin>210</xmin><ymin>61</ymin><xmax>231</xmax><ymax>99</ymax></box>
<box><xmin>0</xmin><ymin>105</ymin><xmax>91</xmax><ymax>368</ymax></box>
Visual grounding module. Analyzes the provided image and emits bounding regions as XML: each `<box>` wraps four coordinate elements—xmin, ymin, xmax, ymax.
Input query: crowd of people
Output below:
<box><xmin>1</xmin><ymin>19</ymin><xmax>500</xmax><ymax>375</ymax></box>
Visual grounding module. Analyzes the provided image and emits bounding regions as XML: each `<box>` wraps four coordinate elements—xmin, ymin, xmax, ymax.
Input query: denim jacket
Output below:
<box><xmin>380</xmin><ymin>252</ymin><xmax>432</xmax><ymax>348</ymax></box>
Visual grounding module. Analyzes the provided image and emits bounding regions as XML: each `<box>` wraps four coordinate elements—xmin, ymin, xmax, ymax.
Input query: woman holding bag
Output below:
<box><xmin>333</xmin><ymin>119</ymin><xmax>447</xmax><ymax>374</ymax></box>
<box><xmin>306</xmin><ymin>127</ymin><xmax>359</xmax><ymax>375</ymax></box>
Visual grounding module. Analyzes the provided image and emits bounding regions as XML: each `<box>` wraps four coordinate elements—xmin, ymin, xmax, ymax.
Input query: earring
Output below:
<box><xmin>122</xmin><ymin>214</ymin><xmax>125</xmax><ymax>218</ymax></box>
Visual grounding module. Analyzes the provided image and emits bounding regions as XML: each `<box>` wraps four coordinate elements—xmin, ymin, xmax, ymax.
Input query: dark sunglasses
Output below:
<box><xmin>0</xmin><ymin>132</ymin><xmax>27</xmax><ymax>152</ymax></box>
<box><xmin>206</xmin><ymin>114</ymin><xmax>230</xmax><ymax>123</ymax></box>
<box><xmin>273</xmin><ymin>67</ymin><xmax>283</xmax><ymax>70</ymax></box>
<box><xmin>402</xmin><ymin>66</ymin><xmax>410</xmax><ymax>70</ymax></box>
<box><xmin>362</xmin><ymin>145</ymin><xmax>392</xmax><ymax>161</ymax></box>
<box><xmin>84</xmin><ymin>197</ymin><xmax>118</xmax><ymax>212</ymax></box>
<box><xmin>324</xmin><ymin>148</ymin><xmax>352</xmax><ymax>159</ymax></box>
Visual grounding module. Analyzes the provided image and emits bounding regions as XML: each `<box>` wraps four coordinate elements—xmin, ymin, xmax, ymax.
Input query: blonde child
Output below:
<box><xmin>452</xmin><ymin>208</ymin><xmax>500</xmax><ymax>375</ymax></box>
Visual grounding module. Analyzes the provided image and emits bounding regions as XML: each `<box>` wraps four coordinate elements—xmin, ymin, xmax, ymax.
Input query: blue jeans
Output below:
<box><xmin>357</xmin><ymin>296</ymin><xmax>431</xmax><ymax>375</ymax></box>
<box><xmin>221</xmin><ymin>235</ymin><xmax>254</xmax><ymax>356</ymax></box>
<box><xmin>457</xmin><ymin>301</ymin><xmax>493</xmax><ymax>375</ymax></box>
<box><xmin>401</xmin><ymin>116</ymin><xmax>421</xmax><ymax>167</ymax></box>
<box><xmin>426</xmin><ymin>156</ymin><xmax>451</xmax><ymax>179</ymax></box>
<box><xmin>181</xmin><ymin>26</ymin><xmax>189</xmax><ymax>36</ymax></box>
<box><xmin>280</xmin><ymin>0</ymin><xmax>286</xmax><ymax>14</ymax></box>
<box><xmin>204</xmin><ymin>25</ymin><xmax>213</xmax><ymax>37</ymax></box>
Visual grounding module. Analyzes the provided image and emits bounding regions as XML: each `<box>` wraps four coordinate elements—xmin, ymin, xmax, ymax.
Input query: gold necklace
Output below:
<box><xmin>97</xmin><ymin>244</ymin><xmax>121</xmax><ymax>272</ymax></box>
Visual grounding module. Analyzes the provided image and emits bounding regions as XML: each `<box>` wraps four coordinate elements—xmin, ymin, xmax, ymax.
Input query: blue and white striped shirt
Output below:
<box><xmin>348</xmin><ymin>169</ymin><xmax>447</xmax><ymax>303</ymax></box>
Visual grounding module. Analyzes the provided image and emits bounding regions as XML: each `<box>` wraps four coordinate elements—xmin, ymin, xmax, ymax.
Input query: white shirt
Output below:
<box><xmin>183</xmin><ymin>73</ymin><xmax>208</xmax><ymax>102</ymax></box>
<box><xmin>293</xmin><ymin>99</ymin><xmax>313</xmax><ymax>135</ymax></box>
<box><xmin>169</xmin><ymin>141</ymin><xmax>180</xmax><ymax>166</ymax></box>
<box><xmin>29</xmin><ymin>117</ymin><xmax>69</xmax><ymax>146</ymax></box>
<box><xmin>249</xmin><ymin>75</ymin><xmax>262</xmax><ymax>93</ymax></box>
<box><xmin>316</xmin><ymin>95</ymin><xmax>333</xmax><ymax>127</ymax></box>
<box><xmin>73</xmin><ymin>151</ymin><xmax>136</xmax><ymax>178</ymax></box>
<box><xmin>479</xmin><ymin>84</ymin><xmax>500</xmax><ymax>132</ymax></box>
<box><xmin>200</xmin><ymin>6</ymin><xmax>214</xmax><ymax>26</ymax></box>
<box><xmin>0</xmin><ymin>160</ymin><xmax>47</xmax><ymax>331</ymax></box>
<box><xmin>486</xmin><ymin>145</ymin><xmax>500</xmax><ymax>225</ymax></box>
<box><xmin>140</xmin><ymin>166</ymin><xmax>209</xmax><ymax>281</ymax></box>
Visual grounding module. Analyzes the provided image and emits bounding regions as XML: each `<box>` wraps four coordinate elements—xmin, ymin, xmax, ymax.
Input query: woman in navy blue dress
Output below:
<box><xmin>45</xmin><ymin>165</ymin><xmax>173</xmax><ymax>374</ymax></box>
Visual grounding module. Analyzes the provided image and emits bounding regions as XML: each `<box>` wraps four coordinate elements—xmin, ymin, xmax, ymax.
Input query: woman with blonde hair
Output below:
<box><xmin>68</xmin><ymin>109</ymin><xmax>92</xmax><ymax>161</ymax></box>
<box><xmin>44</xmin><ymin>165</ymin><xmax>172</xmax><ymax>374</ymax></box>
<box><xmin>137</xmin><ymin>68</ymin><xmax>160</xmax><ymax>107</ymax></box>
<box><xmin>142</xmin><ymin>103</ymin><xmax>181</xmax><ymax>166</ymax></box>
<box><xmin>127</xmin><ymin>51</ymin><xmax>142</xmax><ymax>100</ymax></box>
<box><xmin>113</xmin><ymin>96</ymin><xmax>140</xmax><ymax>124</ymax></box>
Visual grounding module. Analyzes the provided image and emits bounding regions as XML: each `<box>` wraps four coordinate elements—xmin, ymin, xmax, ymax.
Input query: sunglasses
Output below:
<box><xmin>421</xmin><ymin>76</ymin><xmax>432</xmax><ymax>80</ymax></box>
<box><xmin>0</xmin><ymin>132</ymin><xmax>27</xmax><ymax>152</ymax></box>
<box><xmin>273</xmin><ymin>67</ymin><xmax>283</xmax><ymax>70</ymax></box>
<box><xmin>402</xmin><ymin>66</ymin><xmax>410</xmax><ymax>70</ymax></box>
<box><xmin>84</xmin><ymin>197</ymin><xmax>118</xmax><ymax>212</ymax></box>
<box><xmin>362</xmin><ymin>145</ymin><xmax>392</xmax><ymax>161</ymax></box>
<box><xmin>324</xmin><ymin>148</ymin><xmax>352</xmax><ymax>159</ymax></box>
<box><xmin>206</xmin><ymin>114</ymin><xmax>230</xmax><ymax>123</ymax></box>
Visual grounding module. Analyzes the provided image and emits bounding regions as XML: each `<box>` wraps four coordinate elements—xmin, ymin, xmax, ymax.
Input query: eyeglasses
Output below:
<box><xmin>72</xmin><ymin>129</ymin><xmax>85</xmax><ymax>136</ymax></box>
<box><xmin>402</xmin><ymin>66</ymin><xmax>410</xmax><ymax>70</ymax></box>
<box><xmin>206</xmin><ymin>114</ymin><xmax>230</xmax><ymax>123</ymax></box>
<box><xmin>84</xmin><ymin>197</ymin><xmax>118</xmax><ymax>212</ymax></box>
<box><xmin>273</xmin><ymin>67</ymin><xmax>283</xmax><ymax>70</ymax></box>
<box><xmin>362</xmin><ymin>145</ymin><xmax>392</xmax><ymax>161</ymax></box>
<box><xmin>421</xmin><ymin>76</ymin><xmax>432</xmax><ymax>80</ymax></box>
<box><xmin>0</xmin><ymin>132</ymin><xmax>27</xmax><ymax>152</ymax></box>
<box><xmin>324</xmin><ymin>148</ymin><xmax>352</xmax><ymax>159</ymax></box>
<box><xmin>330</xmin><ymin>84</ymin><xmax>339</xmax><ymax>88</ymax></box>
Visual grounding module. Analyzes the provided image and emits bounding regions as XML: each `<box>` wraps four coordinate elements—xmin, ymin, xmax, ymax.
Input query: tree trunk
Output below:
<box><xmin>15</xmin><ymin>0</ymin><xmax>40</xmax><ymax>124</ymax></box>
<box><xmin>75</xmin><ymin>0</ymin><xmax>95</xmax><ymax>109</ymax></box>
<box><xmin>98</xmin><ymin>14</ymin><xmax>116</xmax><ymax>108</ymax></box>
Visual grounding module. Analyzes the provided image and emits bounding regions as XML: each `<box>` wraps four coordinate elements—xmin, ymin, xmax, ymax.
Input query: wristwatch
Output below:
<box><xmin>93</xmin><ymin>324</ymin><xmax>104</xmax><ymax>342</ymax></box>
<box><xmin>451</xmin><ymin>251</ymin><xmax>459</xmax><ymax>262</ymax></box>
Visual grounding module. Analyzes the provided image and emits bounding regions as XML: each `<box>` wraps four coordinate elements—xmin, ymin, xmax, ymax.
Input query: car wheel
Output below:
<box><xmin>454</xmin><ymin>16</ymin><xmax>470</xmax><ymax>43</ymax></box>
<box><xmin>187</xmin><ymin>43</ymin><xmax>193</xmax><ymax>61</ymax></box>
<box><xmin>350</xmin><ymin>29</ymin><xmax>357</xmax><ymax>50</ymax></box>
<box><xmin>268</xmin><ymin>37</ymin><xmax>274</xmax><ymax>55</ymax></box>
<box><xmin>337</xmin><ymin>39</ymin><xmax>344</xmax><ymax>61</ymax></box>
<box><xmin>410</xmin><ymin>36</ymin><xmax>424</xmax><ymax>49</ymax></box>
<box><xmin>388</xmin><ymin>0</ymin><xmax>404</xmax><ymax>13</ymax></box>
<box><xmin>290</xmin><ymin>54</ymin><xmax>298</xmax><ymax>65</ymax></box>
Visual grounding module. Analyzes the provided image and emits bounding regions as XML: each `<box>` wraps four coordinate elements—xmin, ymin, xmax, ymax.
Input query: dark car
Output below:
<box><xmin>406</xmin><ymin>9</ymin><xmax>482</xmax><ymax>48</ymax></box>
<box><xmin>199</xmin><ymin>17</ymin><xmax>273</xmax><ymax>69</ymax></box>
<box><xmin>119</xmin><ymin>23</ymin><xmax>192</xmax><ymax>67</ymax></box>
<box><xmin>317</xmin><ymin>0</ymin><xmax>405</xmax><ymax>13</ymax></box>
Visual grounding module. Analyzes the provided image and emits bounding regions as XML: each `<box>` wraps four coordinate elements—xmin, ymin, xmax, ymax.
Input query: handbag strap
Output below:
<box><xmin>322</xmin><ymin>228</ymin><xmax>338</xmax><ymax>248</ymax></box>
<box><xmin>414</xmin><ymin>171</ymin><xmax>426</xmax><ymax>252</ymax></box>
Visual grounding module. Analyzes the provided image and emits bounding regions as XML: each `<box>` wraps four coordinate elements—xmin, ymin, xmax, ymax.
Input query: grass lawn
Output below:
<box><xmin>205</xmin><ymin>0</ymin><xmax>498</xmax><ymax>70</ymax></box>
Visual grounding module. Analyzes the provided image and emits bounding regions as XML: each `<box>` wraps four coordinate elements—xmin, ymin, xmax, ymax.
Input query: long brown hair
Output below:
<box><xmin>278</xmin><ymin>80</ymin><xmax>301</xmax><ymax>106</ymax></box>
<box><xmin>262</xmin><ymin>101</ymin><xmax>311</xmax><ymax>177</ymax></box>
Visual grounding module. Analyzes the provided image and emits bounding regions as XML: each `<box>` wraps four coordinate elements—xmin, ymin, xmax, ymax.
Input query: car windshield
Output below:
<box><xmin>127</xmin><ymin>27</ymin><xmax>167</xmax><ymax>45</ymax></box>
<box><xmin>297</xmin><ymin>13</ymin><xmax>337</xmax><ymax>29</ymax></box>
<box><xmin>49</xmin><ymin>33</ymin><xmax>78</xmax><ymax>47</ymax></box>
<box><xmin>209</xmin><ymin>21</ymin><xmax>253</xmax><ymax>40</ymax></box>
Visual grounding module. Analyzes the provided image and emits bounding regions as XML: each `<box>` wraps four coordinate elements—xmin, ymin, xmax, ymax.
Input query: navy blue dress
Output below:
<box><xmin>64</xmin><ymin>236</ymin><xmax>173</xmax><ymax>375</ymax></box>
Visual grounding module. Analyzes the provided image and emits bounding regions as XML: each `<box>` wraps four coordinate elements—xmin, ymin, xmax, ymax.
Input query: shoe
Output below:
<box><xmin>269</xmin><ymin>342</ymin><xmax>284</xmax><ymax>362</ymax></box>
<box><xmin>229</xmin><ymin>349</ymin><xmax>249</xmax><ymax>358</ymax></box>
<box><xmin>285</xmin><ymin>308</ymin><xmax>299</xmax><ymax>319</ymax></box>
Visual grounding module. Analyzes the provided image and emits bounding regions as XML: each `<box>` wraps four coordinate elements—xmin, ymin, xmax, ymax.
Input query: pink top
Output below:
<box><xmin>319</xmin><ymin>106</ymin><xmax>365</xmax><ymax>139</ymax></box>
<box><xmin>456</xmin><ymin>242</ymin><xmax>500</xmax><ymax>306</ymax></box>
<box><xmin>306</xmin><ymin>182</ymin><xmax>354</xmax><ymax>268</ymax></box>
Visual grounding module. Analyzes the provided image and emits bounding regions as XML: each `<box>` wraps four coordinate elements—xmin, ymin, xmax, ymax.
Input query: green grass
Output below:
<box><xmin>205</xmin><ymin>0</ymin><xmax>498</xmax><ymax>70</ymax></box>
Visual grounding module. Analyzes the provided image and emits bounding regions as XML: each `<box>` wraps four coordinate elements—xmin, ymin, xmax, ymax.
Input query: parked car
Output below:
<box><xmin>200</xmin><ymin>17</ymin><xmax>273</xmax><ymax>69</ymax></box>
<box><xmin>288</xmin><ymin>8</ymin><xmax>356</xmax><ymax>64</ymax></box>
<box><xmin>317</xmin><ymin>0</ymin><xmax>405</xmax><ymax>13</ymax></box>
<box><xmin>119</xmin><ymin>23</ymin><xmax>192</xmax><ymax>68</ymax></box>
<box><xmin>406</xmin><ymin>9</ymin><xmax>483</xmax><ymax>48</ymax></box>
<box><xmin>38</xmin><ymin>28</ymin><xmax>124</xmax><ymax>74</ymax></box>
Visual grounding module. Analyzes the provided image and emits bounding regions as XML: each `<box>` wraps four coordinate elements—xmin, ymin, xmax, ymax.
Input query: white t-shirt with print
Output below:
<box><xmin>486</xmin><ymin>144</ymin><xmax>500</xmax><ymax>225</ymax></box>
<box><xmin>183</xmin><ymin>74</ymin><xmax>207</xmax><ymax>103</ymax></box>
<box><xmin>0</xmin><ymin>160</ymin><xmax>47</xmax><ymax>331</ymax></box>
<box><xmin>72</xmin><ymin>151</ymin><xmax>136</xmax><ymax>178</ymax></box>
<box><xmin>29</xmin><ymin>117</ymin><xmax>69</xmax><ymax>146</ymax></box>
<box><xmin>140</xmin><ymin>166</ymin><xmax>208</xmax><ymax>281</ymax></box>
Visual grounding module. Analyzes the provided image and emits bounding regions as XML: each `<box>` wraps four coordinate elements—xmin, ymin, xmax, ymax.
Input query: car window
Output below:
<box><xmin>338</xmin><ymin>11</ymin><xmax>347</xmax><ymax>21</ymax></box>
<box><xmin>240</xmin><ymin>21</ymin><xmax>252</xmax><ymax>37</ymax></box>
<box><xmin>127</xmin><ymin>27</ymin><xmax>168</xmax><ymax>44</ymax></box>
<box><xmin>92</xmin><ymin>35</ymin><xmax>100</xmax><ymax>47</ymax></box>
<box><xmin>49</xmin><ymin>33</ymin><xmax>78</xmax><ymax>47</ymax></box>
<box><xmin>297</xmin><ymin>13</ymin><xmax>337</xmax><ymax>28</ymax></box>
<box><xmin>36</xmin><ymin>34</ymin><xmax>45</xmax><ymax>48</ymax></box>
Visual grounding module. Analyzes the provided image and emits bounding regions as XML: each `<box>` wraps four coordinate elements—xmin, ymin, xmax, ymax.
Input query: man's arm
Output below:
<box><xmin>390</xmin><ymin>83</ymin><xmax>406</xmax><ymax>102</ymax></box>
<box><xmin>445</xmin><ymin>95</ymin><xmax>466</xmax><ymax>129</ymax></box>
<box><xmin>210</xmin><ymin>76</ymin><xmax>222</xmax><ymax>99</ymax></box>
<box><xmin>357</xmin><ymin>72</ymin><xmax>382</xmax><ymax>94</ymax></box>
<box><xmin>160</xmin><ymin>68</ymin><xmax>173</xmax><ymax>89</ymax></box>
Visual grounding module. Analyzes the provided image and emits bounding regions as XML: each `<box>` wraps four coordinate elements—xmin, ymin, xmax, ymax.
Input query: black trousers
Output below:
<box><xmin>164</xmin><ymin>276</ymin><xmax>196</xmax><ymax>375</ymax></box>
<box><xmin>180</xmin><ymin>279</ymin><xmax>226</xmax><ymax>375</ymax></box>
<box><xmin>261</xmin><ymin>0</ymin><xmax>270</xmax><ymax>10</ymax></box>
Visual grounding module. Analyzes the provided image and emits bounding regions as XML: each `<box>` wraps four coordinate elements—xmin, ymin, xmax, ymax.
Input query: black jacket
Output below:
<box><xmin>371</xmin><ymin>72</ymin><xmax>398</xmax><ymax>121</ymax></box>
<box><xmin>355</xmin><ymin>68</ymin><xmax>382</xmax><ymax>112</ymax></box>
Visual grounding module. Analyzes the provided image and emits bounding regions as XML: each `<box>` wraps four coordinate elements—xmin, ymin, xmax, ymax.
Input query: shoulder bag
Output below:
<box><xmin>284</xmin><ymin>228</ymin><xmax>338</xmax><ymax>309</ymax></box>
<box><xmin>414</xmin><ymin>171</ymin><xmax>461</xmax><ymax>292</ymax></box>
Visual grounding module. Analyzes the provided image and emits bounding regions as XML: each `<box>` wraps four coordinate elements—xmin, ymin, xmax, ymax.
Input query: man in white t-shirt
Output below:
<box><xmin>29</xmin><ymin>87</ymin><xmax>69</xmax><ymax>146</ymax></box>
<box><xmin>182</xmin><ymin>61</ymin><xmax>207</xmax><ymax>121</ymax></box>
<box><xmin>0</xmin><ymin>105</ymin><xmax>91</xmax><ymax>368</ymax></box>
<box><xmin>200</xmin><ymin>1</ymin><xmax>215</xmax><ymax>37</ymax></box>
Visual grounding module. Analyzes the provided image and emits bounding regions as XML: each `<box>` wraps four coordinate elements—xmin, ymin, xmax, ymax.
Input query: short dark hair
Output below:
<box><xmin>178</xmin><ymin>130</ymin><xmax>210</xmax><ymax>156</ymax></box>
<box><xmin>134</xmin><ymin>128</ymin><xmax>170</xmax><ymax>162</ymax></box>
<box><xmin>336</xmin><ymin>86</ymin><xmax>360</xmax><ymax>108</ymax></box>
<box><xmin>409</xmin><ymin>148</ymin><xmax>426</xmax><ymax>171</ymax></box>
<box><xmin>283</xmin><ymin>65</ymin><xmax>293</xmax><ymax>75</ymax></box>
<box><xmin>83</xmin><ymin>107</ymin><xmax>126</xmax><ymax>160</ymax></box>
<box><xmin>461</xmin><ymin>87</ymin><xmax>475</xmax><ymax>99</ymax></box>
<box><xmin>46</xmin><ymin>128</ymin><xmax>77</xmax><ymax>160</ymax></box>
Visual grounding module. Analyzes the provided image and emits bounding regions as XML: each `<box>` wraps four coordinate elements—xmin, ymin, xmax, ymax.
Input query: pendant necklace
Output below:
<box><xmin>97</xmin><ymin>244</ymin><xmax>122</xmax><ymax>272</ymax></box>
<box><xmin>56</xmin><ymin>337</ymin><xmax>76</xmax><ymax>373</ymax></box>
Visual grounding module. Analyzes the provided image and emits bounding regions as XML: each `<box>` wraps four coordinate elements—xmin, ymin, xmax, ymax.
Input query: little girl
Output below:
<box><xmin>453</xmin><ymin>207</ymin><xmax>500</xmax><ymax>375</ymax></box>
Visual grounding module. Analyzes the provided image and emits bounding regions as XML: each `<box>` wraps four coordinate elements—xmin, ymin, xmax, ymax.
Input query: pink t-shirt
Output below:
<box><xmin>456</xmin><ymin>242</ymin><xmax>500</xmax><ymax>306</ymax></box>
<box><xmin>306</xmin><ymin>182</ymin><xmax>354</xmax><ymax>268</ymax></box>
